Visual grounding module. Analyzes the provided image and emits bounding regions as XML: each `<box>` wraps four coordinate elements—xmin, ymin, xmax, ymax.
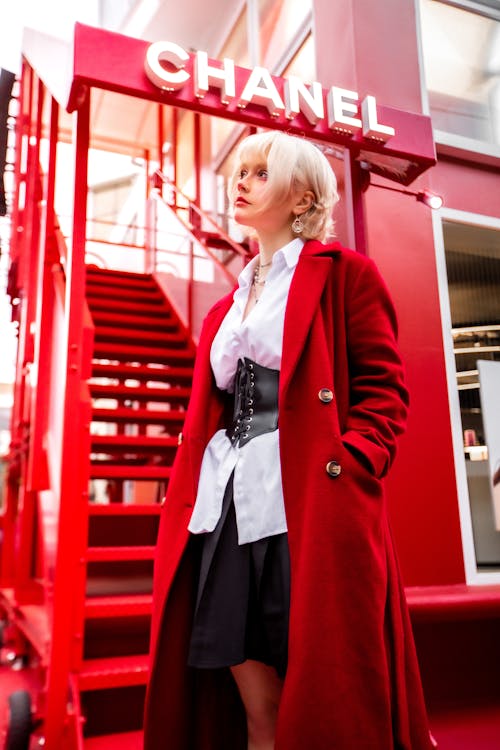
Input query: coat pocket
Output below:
<box><xmin>340</xmin><ymin>439</ymin><xmax>382</xmax><ymax>493</ymax></box>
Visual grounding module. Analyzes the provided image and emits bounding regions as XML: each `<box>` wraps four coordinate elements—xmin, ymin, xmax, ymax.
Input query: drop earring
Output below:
<box><xmin>292</xmin><ymin>215</ymin><xmax>304</xmax><ymax>234</ymax></box>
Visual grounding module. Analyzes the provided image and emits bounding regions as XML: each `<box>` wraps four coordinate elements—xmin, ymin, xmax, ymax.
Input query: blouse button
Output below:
<box><xmin>318</xmin><ymin>388</ymin><xmax>334</xmax><ymax>403</ymax></box>
<box><xmin>326</xmin><ymin>460</ymin><xmax>342</xmax><ymax>478</ymax></box>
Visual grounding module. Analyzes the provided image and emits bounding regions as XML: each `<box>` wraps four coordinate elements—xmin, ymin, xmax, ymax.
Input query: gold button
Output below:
<box><xmin>318</xmin><ymin>388</ymin><xmax>334</xmax><ymax>403</ymax></box>
<box><xmin>177</xmin><ymin>432</ymin><xmax>183</xmax><ymax>446</ymax></box>
<box><xmin>326</xmin><ymin>460</ymin><xmax>341</xmax><ymax>478</ymax></box>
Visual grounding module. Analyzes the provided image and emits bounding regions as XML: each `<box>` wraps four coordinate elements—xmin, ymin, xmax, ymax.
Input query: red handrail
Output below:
<box><xmin>153</xmin><ymin>169</ymin><xmax>252</xmax><ymax>261</ymax></box>
<box><xmin>149</xmin><ymin>189</ymin><xmax>238</xmax><ymax>286</ymax></box>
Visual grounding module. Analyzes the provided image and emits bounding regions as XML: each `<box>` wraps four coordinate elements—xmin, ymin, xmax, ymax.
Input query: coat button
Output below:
<box><xmin>326</xmin><ymin>460</ymin><xmax>341</xmax><ymax>478</ymax></box>
<box><xmin>177</xmin><ymin>432</ymin><xmax>183</xmax><ymax>446</ymax></box>
<box><xmin>318</xmin><ymin>388</ymin><xmax>334</xmax><ymax>403</ymax></box>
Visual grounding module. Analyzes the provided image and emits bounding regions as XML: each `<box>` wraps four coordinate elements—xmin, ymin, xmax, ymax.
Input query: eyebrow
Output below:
<box><xmin>238</xmin><ymin>160</ymin><xmax>267</xmax><ymax>170</ymax></box>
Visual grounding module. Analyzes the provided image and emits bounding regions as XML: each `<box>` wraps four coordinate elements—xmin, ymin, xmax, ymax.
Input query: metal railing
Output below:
<box><xmin>146</xmin><ymin>170</ymin><xmax>252</xmax><ymax>337</ymax></box>
<box><xmin>153</xmin><ymin>170</ymin><xmax>251</xmax><ymax>260</ymax></box>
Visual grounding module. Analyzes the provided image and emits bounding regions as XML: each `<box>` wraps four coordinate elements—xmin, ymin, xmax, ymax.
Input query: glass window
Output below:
<box><xmin>212</xmin><ymin>2</ymin><xmax>315</xmax><ymax>172</ymax></box>
<box><xmin>90</xmin><ymin>176</ymin><xmax>137</xmax><ymax>243</ymax></box>
<box><xmin>443</xmin><ymin>220</ymin><xmax>500</xmax><ymax>567</ymax></box>
<box><xmin>258</xmin><ymin>0</ymin><xmax>312</xmax><ymax>71</ymax></box>
<box><xmin>219</xmin><ymin>6</ymin><xmax>249</xmax><ymax>68</ymax></box>
<box><xmin>211</xmin><ymin>1</ymin><xmax>315</xmax><ymax>235</ymax></box>
<box><xmin>420</xmin><ymin>0</ymin><xmax>500</xmax><ymax>146</ymax></box>
<box><xmin>281</xmin><ymin>32</ymin><xmax>316</xmax><ymax>82</ymax></box>
<box><xmin>98</xmin><ymin>0</ymin><xmax>136</xmax><ymax>29</ymax></box>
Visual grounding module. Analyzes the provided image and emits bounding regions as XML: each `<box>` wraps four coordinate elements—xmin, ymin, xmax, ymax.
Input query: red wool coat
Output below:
<box><xmin>144</xmin><ymin>241</ymin><xmax>433</xmax><ymax>750</ymax></box>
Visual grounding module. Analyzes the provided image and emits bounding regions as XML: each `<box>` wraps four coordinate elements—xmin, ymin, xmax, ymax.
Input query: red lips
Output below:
<box><xmin>235</xmin><ymin>197</ymin><xmax>250</xmax><ymax>206</ymax></box>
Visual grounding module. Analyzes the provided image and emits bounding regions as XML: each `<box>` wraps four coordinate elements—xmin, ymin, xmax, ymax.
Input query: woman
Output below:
<box><xmin>144</xmin><ymin>131</ymin><xmax>433</xmax><ymax>750</ymax></box>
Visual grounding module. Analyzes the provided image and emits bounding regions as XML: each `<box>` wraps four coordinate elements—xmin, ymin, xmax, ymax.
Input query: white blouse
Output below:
<box><xmin>187</xmin><ymin>237</ymin><xmax>304</xmax><ymax>545</ymax></box>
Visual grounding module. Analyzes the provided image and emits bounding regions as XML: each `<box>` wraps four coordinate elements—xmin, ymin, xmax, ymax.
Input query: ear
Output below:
<box><xmin>293</xmin><ymin>189</ymin><xmax>315</xmax><ymax>216</ymax></box>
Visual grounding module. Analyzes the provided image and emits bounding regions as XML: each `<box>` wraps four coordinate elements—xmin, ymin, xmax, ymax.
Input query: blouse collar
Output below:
<box><xmin>238</xmin><ymin>237</ymin><xmax>305</xmax><ymax>289</ymax></box>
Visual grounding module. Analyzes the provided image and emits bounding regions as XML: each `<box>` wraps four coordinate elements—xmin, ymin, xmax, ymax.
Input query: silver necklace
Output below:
<box><xmin>253</xmin><ymin>258</ymin><xmax>272</xmax><ymax>285</ymax></box>
<box><xmin>252</xmin><ymin>261</ymin><xmax>272</xmax><ymax>301</ymax></box>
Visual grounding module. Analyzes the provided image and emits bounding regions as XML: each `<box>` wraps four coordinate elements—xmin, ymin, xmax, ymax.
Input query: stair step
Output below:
<box><xmin>87</xmin><ymin>278</ymin><xmax>158</xmax><ymax>295</ymax></box>
<box><xmin>90</xmin><ymin>383</ymin><xmax>191</xmax><ymax>403</ymax></box>
<box><xmin>86</xmin><ymin>574</ymin><xmax>153</xmax><ymax>598</ymax></box>
<box><xmin>91</xmin><ymin>435</ymin><xmax>177</xmax><ymax>451</ymax></box>
<box><xmin>93</xmin><ymin>342</ymin><xmax>195</xmax><ymax>365</ymax></box>
<box><xmin>87</xmin><ymin>296</ymin><xmax>167</xmax><ymax>315</ymax></box>
<box><xmin>86</xmin><ymin>267</ymin><xmax>153</xmax><ymax>283</ymax></box>
<box><xmin>87</xmin><ymin>286</ymin><xmax>164</xmax><ymax>305</ymax></box>
<box><xmin>94</xmin><ymin>327</ymin><xmax>187</xmax><ymax>348</ymax></box>
<box><xmin>86</xmin><ymin>546</ymin><xmax>156</xmax><ymax>562</ymax></box>
<box><xmin>91</xmin><ymin>362</ymin><xmax>193</xmax><ymax>385</ymax></box>
<box><xmin>88</xmin><ymin>503</ymin><xmax>161</xmax><ymax>516</ymax></box>
<box><xmin>91</xmin><ymin>406</ymin><xmax>185</xmax><ymax>426</ymax></box>
<box><xmin>85</xmin><ymin>594</ymin><xmax>152</xmax><ymax>619</ymax></box>
<box><xmin>90</xmin><ymin>310</ymin><xmax>177</xmax><ymax>332</ymax></box>
<box><xmin>84</xmin><ymin>731</ymin><xmax>143</xmax><ymax>750</ymax></box>
<box><xmin>79</xmin><ymin>654</ymin><xmax>149</xmax><ymax>690</ymax></box>
<box><xmin>86</xmin><ymin>272</ymin><xmax>157</xmax><ymax>290</ymax></box>
<box><xmin>89</xmin><ymin>465</ymin><xmax>172</xmax><ymax>480</ymax></box>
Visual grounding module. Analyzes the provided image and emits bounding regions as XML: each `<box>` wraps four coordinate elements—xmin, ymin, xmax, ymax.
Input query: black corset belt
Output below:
<box><xmin>225</xmin><ymin>357</ymin><xmax>279</xmax><ymax>447</ymax></box>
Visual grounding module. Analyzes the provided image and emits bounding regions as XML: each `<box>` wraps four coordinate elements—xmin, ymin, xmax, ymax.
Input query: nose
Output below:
<box><xmin>237</xmin><ymin>176</ymin><xmax>248</xmax><ymax>192</ymax></box>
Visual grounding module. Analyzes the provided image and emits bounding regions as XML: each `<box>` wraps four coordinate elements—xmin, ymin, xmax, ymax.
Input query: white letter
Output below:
<box><xmin>361</xmin><ymin>95</ymin><xmax>395</xmax><ymax>141</ymax></box>
<box><xmin>194</xmin><ymin>50</ymin><xmax>236</xmax><ymax>104</ymax></box>
<box><xmin>327</xmin><ymin>87</ymin><xmax>362</xmax><ymax>135</ymax></box>
<box><xmin>284</xmin><ymin>77</ymin><xmax>324</xmax><ymax>125</ymax></box>
<box><xmin>239</xmin><ymin>66</ymin><xmax>285</xmax><ymax>116</ymax></box>
<box><xmin>145</xmin><ymin>41</ymin><xmax>190</xmax><ymax>91</ymax></box>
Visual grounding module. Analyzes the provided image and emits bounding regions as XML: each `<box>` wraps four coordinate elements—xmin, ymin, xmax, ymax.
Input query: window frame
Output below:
<box><xmin>434</xmin><ymin>0</ymin><xmax>500</xmax><ymax>23</ymax></box>
<box><xmin>432</xmin><ymin>207</ymin><xmax>500</xmax><ymax>584</ymax></box>
<box><xmin>417</xmin><ymin>0</ymin><xmax>500</xmax><ymax>155</ymax></box>
<box><xmin>211</xmin><ymin>1</ymin><xmax>314</xmax><ymax>171</ymax></box>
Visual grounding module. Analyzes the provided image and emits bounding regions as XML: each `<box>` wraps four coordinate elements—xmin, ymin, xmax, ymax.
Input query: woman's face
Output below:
<box><xmin>232</xmin><ymin>153</ymin><xmax>300</xmax><ymax>237</ymax></box>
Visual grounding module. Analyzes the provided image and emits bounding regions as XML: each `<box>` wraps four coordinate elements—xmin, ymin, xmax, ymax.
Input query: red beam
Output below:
<box><xmin>68</xmin><ymin>23</ymin><xmax>435</xmax><ymax>185</ymax></box>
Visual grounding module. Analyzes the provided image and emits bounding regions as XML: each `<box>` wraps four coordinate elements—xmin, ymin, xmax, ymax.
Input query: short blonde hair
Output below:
<box><xmin>228</xmin><ymin>130</ymin><xmax>339</xmax><ymax>241</ymax></box>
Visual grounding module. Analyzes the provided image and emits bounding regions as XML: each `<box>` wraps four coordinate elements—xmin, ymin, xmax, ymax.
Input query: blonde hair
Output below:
<box><xmin>228</xmin><ymin>130</ymin><xmax>339</xmax><ymax>241</ymax></box>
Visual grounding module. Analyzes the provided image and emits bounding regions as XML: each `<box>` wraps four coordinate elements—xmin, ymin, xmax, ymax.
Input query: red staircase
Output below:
<box><xmin>79</xmin><ymin>267</ymin><xmax>195</xmax><ymax>746</ymax></box>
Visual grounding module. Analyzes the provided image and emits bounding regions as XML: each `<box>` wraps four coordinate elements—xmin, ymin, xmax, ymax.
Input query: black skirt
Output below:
<box><xmin>187</xmin><ymin>473</ymin><xmax>290</xmax><ymax>678</ymax></box>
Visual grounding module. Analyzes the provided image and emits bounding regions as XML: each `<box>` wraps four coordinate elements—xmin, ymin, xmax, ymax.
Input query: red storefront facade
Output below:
<box><xmin>1</xmin><ymin>1</ymin><xmax>499</xmax><ymax>747</ymax></box>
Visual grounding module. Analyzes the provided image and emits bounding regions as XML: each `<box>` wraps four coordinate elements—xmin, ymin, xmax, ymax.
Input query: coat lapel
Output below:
<box><xmin>196</xmin><ymin>242</ymin><xmax>339</xmax><ymax>405</ymax></box>
<box><xmin>280</xmin><ymin>241</ymin><xmax>336</xmax><ymax>398</ymax></box>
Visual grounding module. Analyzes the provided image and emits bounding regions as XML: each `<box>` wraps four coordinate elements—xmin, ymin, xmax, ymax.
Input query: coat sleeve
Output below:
<box><xmin>341</xmin><ymin>256</ymin><xmax>409</xmax><ymax>479</ymax></box>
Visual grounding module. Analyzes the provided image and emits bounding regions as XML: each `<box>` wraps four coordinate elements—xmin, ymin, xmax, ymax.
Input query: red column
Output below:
<box><xmin>313</xmin><ymin>0</ymin><xmax>465</xmax><ymax>585</ymax></box>
<box><xmin>43</xmin><ymin>89</ymin><xmax>93</xmax><ymax>748</ymax></box>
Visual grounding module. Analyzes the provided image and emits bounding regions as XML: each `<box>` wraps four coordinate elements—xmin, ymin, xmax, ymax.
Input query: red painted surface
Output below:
<box><xmin>64</xmin><ymin>24</ymin><xmax>435</xmax><ymax>185</ymax></box>
<box><xmin>42</xmin><ymin>90</ymin><xmax>93</xmax><ymax>749</ymax></box>
<box><xmin>2</xmin><ymin>12</ymin><xmax>500</xmax><ymax>747</ymax></box>
<box><xmin>365</xmin><ymin>186</ymin><xmax>465</xmax><ymax>586</ymax></box>
<box><xmin>314</xmin><ymin>0</ymin><xmax>466</xmax><ymax>586</ymax></box>
<box><xmin>314</xmin><ymin>0</ymin><xmax>425</xmax><ymax>113</ymax></box>
<box><xmin>429</xmin><ymin>706</ymin><xmax>500</xmax><ymax>750</ymax></box>
<box><xmin>431</xmin><ymin>158</ymin><xmax>500</xmax><ymax>218</ymax></box>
